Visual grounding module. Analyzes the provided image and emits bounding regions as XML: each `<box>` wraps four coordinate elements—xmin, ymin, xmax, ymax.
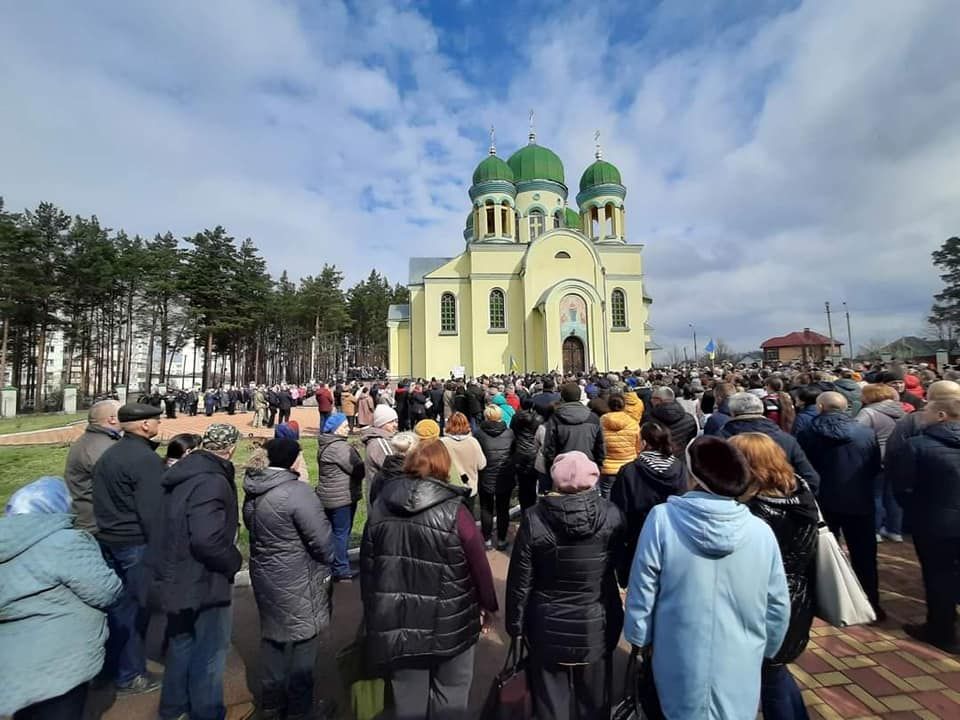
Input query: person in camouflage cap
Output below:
<box><xmin>150</xmin><ymin>420</ymin><xmax>243</xmax><ymax>719</ymax></box>
<box><xmin>201</xmin><ymin>423</ymin><xmax>241</xmax><ymax>454</ymax></box>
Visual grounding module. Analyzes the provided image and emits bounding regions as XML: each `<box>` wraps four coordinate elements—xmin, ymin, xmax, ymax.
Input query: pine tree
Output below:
<box><xmin>930</xmin><ymin>236</ymin><xmax>960</xmax><ymax>340</ymax></box>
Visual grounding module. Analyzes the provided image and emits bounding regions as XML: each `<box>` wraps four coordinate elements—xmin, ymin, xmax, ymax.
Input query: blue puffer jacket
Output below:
<box><xmin>0</xmin><ymin>513</ymin><xmax>122</xmax><ymax>715</ymax></box>
<box><xmin>798</xmin><ymin>412</ymin><xmax>881</xmax><ymax>515</ymax></box>
<box><xmin>888</xmin><ymin>421</ymin><xmax>960</xmax><ymax>538</ymax></box>
<box><xmin>624</xmin><ymin>492</ymin><xmax>790</xmax><ymax>719</ymax></box>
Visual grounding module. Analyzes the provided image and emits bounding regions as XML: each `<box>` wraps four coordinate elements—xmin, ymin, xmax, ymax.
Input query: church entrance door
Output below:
<box><xmin>562</xmin><ymin>336</ymin><xmax>585</xmax><ymax>374</ymax></box>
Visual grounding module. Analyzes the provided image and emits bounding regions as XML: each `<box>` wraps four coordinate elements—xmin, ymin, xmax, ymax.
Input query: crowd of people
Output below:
<box><xmin>1</xmin><ymin>358</ymin><xmax>959</xmax><ymax>720</ymax></box>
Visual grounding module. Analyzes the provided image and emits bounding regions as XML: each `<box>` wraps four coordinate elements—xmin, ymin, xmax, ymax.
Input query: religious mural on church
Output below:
<box><xmin>560</xmin><ymin>294</ymin><xmax>587</xmax><ymax>334</ymax></box>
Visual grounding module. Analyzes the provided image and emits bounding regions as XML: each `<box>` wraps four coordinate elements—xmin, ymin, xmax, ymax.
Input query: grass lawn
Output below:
<box><xmin>0</xmin><ymin>412</ymin><xmax>86</xmax><ymax>435</ymax></box>
<box><xmin>0</xmin><ymin>436</ymin><xmax>368</xmax><ymax>559</ymax></box>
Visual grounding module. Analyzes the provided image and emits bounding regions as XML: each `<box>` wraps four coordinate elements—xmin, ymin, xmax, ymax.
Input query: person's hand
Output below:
<box><xmin>481</xmin><ymin>610</ymin><xmax>497</xmax><ymax>635</ymax></box>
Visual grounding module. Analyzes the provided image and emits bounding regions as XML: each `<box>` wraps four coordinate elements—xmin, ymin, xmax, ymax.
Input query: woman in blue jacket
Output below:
<box><xmin>0</xmin><ymin>477</ymin><xmax>122</xmax><ymax>718</ymax></box>
<box><xmin>624</xmin><ymin>437</ymin><xmax>790</xmax><ymax>719</ymax></box>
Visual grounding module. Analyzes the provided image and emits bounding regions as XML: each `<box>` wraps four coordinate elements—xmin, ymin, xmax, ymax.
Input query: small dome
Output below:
<box><xmin>472</xmin><ymin>155</ymin><xmax>514</xmax><ymax>185</ymax></box>
<box><xmin>564</xmin><ymin>207</ymin><xmax>581</xmax><ymax>229</ymax></box>
<box><xmin>579</xmin><ymin>160</ymin><xmax>622</xmax><ymax>193</ymax></box>
<box><xmin>507</xmin><ymin>143</ymin><xmax>564</xmax><ymax>184</ymax></box>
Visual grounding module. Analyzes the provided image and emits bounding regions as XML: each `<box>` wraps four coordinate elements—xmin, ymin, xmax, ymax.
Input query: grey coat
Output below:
<box><xmin>64</xmin><ymin>425</ymin><xmax>120</xmax><ymax>533</ymax></box>
<box><xmin>316</xmin><ymin>434</ymin><xmax>365</xmax><ymax>509</ymax></box>
<box><xmin>243</xmin><ymin>467</ymin><xmax>335</xmax><ymax>642</ymax></box>
<box><xmin>855</xmin><ymin>400</ymin><xmax>907</xmax><ymax>459</ymax></box>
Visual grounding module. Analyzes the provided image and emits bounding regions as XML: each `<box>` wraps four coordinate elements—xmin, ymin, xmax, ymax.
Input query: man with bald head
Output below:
<box><xmin>799</xmin><ymin>391</ymin><xmax>884</xmax><ymax>620</ymax></box>
<box><xmin>886</xmin><ymin>380</ymin><xmax>960</xmax><ymax>460</ymax></box>
<box><xmin>64</xmin><ymin>399</ymin><xmax>121</xmax><ymax>533</ymax></box>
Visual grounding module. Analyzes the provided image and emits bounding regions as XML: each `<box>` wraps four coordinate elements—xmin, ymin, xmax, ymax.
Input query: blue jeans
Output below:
<box><xmin>100</xmin><ymin>542</ymin><xmax>147</xmax><ymax>685</ymax></box>
<box><xmin>874</xmin><ymin>473</ymin><xmax>903</xmax><ymax>534</ymax></box>
<box><xmin>325</xmin><ymin>503</ymin><xmax>356</xmax><ymax>578</ymax></box>
<box><xmin>761</xmin><ymin>664</ymin><xmax>809</xmax><ymax>720</ymax></box>
<box><xmin>159</xmin><ymin>604</ymin><xmax>233</xmax><ymax>720</ymax></box>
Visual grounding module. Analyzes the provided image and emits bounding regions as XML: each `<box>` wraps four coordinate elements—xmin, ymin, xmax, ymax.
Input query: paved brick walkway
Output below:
<box><xmin>150</xmin><ymin>407</ymin><xmax>325</xmax><ymax>442</ymax></box>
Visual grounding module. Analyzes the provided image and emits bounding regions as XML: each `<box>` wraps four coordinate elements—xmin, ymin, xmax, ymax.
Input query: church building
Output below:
<box><xmin>387</xmin><ymin>127</ymin><xmax>656</xmax><ymax>379</ymax></box>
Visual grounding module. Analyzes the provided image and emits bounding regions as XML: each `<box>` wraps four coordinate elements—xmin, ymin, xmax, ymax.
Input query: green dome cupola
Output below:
<box><xmin>472</xmin><ymin>153</ymin><xmax>514</xmax><ymax>185</ymax></box>
<box><xmin>564</xmin><ymin>206</ymin><xmax>581</xmax><ymax>230</ymax></box>
<box><xmin>507</xmin><ymin>141</ymin><xmax>565</xmax><ymax>185</ymax></box>
<box><xmin>579</xmin><ymin>159</ymin><xmax>622</xmax><ymax>193</ymax></box>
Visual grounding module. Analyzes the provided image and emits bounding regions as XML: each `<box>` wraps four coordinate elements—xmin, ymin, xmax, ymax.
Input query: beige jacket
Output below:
<box><xmin>440</xmin><ymin>434</ymin><xmax>487</xmax><ymax>496</ymax></box>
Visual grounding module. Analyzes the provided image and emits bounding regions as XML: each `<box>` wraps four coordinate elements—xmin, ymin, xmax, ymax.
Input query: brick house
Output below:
<box><xmin>761</xmin><ymin>328</ymin><xmax>843</xmax><ymax>364</ymax></box>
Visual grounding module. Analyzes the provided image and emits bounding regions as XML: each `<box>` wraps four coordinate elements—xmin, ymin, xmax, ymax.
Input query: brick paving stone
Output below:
<box><xmin>881</xmin><ymin>694</ymin><xmax>924</xmax><ymax>712</ymax></box>
<box><xmin>880</xmin><ymin>712</ymin><xmax>922</xmax><ymax>720</ymax></box>
<box><xmin>841</xmin><ymin>655</ymin><xmax>877</xmax><ymax>669</ymax></box>
<box><xmin>896</xmin><ymin>651</ymin><xmax>939</xmax><ymax>675</ymax></box>
<box><xmin>814</xmin><ymin>671</ymin><xmax>852</xmax><ymax>687</ymax></box>
<box><xmin>904</xmin><ymin>675</ymin><xmax>947</xmax><ymax>691</ymax></box>
<box><xmin>791</xmin><ymin>666</ymin><xmax>822</xmax><ymax>689</ymax></box>
<box><xmin>813</xmin><ymin>686</ymin><xmax>871</xmax><ymax>717</ymax></box>
<box><xmin>844</xmin><ymin>684</ymin><xmax>889</xmax><ymax>714</ymax></box>
<box><xmin>842</xmin><ymin>667</ymin><xmax>901</xmax><ymax>696</ymax></box>
<box><xmin>797</xmin><ymin>651</ymin><xmax>839</xmax><ymax>674</ymax></box>
<box><xmin>873</xmin><ymin>651</ymin><xmax>930</xmax><ymax>678</ymax></box>
<box><xmin>817</xmin><ymin>635</ymin><xmax>863</xmax><ymax>658</ymax></box>
<box><xmin>814</xmin><ymin>648</ymin><xmax>852</xmax><ymax>671</ymax></box>
<box><xmin>913</xmin><ymin>689</ymin><xmax>960</xmax><ymax>715</ymax></box>
<box><xmin>936</xmin><ymin>671</ymin><xmax>960</xmax><ymax>691</ymax></box>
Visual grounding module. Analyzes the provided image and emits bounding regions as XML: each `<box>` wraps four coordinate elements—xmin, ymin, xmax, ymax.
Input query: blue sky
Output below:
<box><xmin>2</xmin><ymin>0</ymin><xmax>959</xmax><ymax>361</ymax></box>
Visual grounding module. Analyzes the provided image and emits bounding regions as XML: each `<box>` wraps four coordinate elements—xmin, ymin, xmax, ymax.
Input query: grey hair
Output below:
<box><xmin>728</xmin><ymin>392</ymin><xmax>765</xmax><ymax>417</ymax></box>
<box><xmin>652</xmin><ymin>386</ymin><xmax>675</xmax><ymax>401</ymax></box>
<box><xmin>390</xmin><ymin>431</ymin><xmax>419</xmax><ymax>454</ymax></box>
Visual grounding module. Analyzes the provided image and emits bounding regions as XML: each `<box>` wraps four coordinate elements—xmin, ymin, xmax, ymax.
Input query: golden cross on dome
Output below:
<box><xmin>595</xmin><ymin>130</ymin><xmax>602</xmax><ymax>160</ymax></box>
<box><xmin>528</xmin><ymin>109</ymin><xmax>536</xmax><ymax>143</ymax></box>
<box><xmin>489</xmin><ymin>125</ymin><xmax>496</xmax><ymax>155</ymax></box>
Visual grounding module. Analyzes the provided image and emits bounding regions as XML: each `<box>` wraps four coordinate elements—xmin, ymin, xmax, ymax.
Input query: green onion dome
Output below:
<box><xmin>472</xmin><ymin>154</ymin><xmax>514</xmax><ymax>185</ymax></box>
<box><xmin>564</xmin><ymin>207</ymin><xmax>581</xmax><ymax>229</ymax></box>
<box><xmin>507</xmin><ymin>143</ymin><xmax>565</xmax><ymax>184</ymax></box>
<box><xmin>579</xmin><ymin>159</ymin><xmax>622</xmax><ymax>193</ymax></box>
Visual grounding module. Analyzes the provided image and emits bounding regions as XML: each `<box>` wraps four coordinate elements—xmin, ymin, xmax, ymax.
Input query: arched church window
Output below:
<box><xmin>554</xmin><ymin>251</ymin><xmax>571</xmax><ymax>259</ymax></box>
<box><xmin>590</xmin><ymin>207</ymin><xmax>600</xmax><ymax>239</ymax></box>
<box><xmin>489</xmin><ymin>289</ymin><xmax>505</xmax><ymax>329</ymax></box>
<box><xmin>501</xmin><ymin>202</ymin><xmax>510</xmax><ymax>237</ymax></box>
<box><xmin>440</xmin><ymin>292</ymin><xmax>457</xmax><ymax>333</ymax></box>
<box><xmin>553</xmin><ymin>210</ymin><xmax>562</xmax><ymax>229</ymax></box>
<box><xmin>485</xmin><ymin>202</ymin><xmax>496</xmax><ymax>238</ymax></box>
<box><xmin>529</xmin><ymin>210</ymin><xmax>544</xmax><ymax>241</ymax></box>
<box><xmin>611</xmin><ymin>288</ymin><xmax>627</xmax><ymax>328</ymax></box>
<box><xmin>605</xmin><ymin>202</ymin><xmax>616</xmax><ymax>237</ymax></box>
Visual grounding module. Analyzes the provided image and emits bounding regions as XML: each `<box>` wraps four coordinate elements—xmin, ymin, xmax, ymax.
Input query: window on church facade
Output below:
<box><xmin>605</xmin><ymin>203</ymin><xmax>616</xmax><ymax>237</ymax></box>
<box><xmin>611</xmin><ymin>289</ymin><xmax>627</xmax><ymax>328</ymax></box>
<box><xmin>501</xmin><ymin>203</ymin><xmax>510</xmax><ymax>237</ymax></box>
<box><xmin>485</xmin><ymin>202</ymin><xmax>495</xmax><ymax>237</ymax></box>
<box><xmin>489</xmin><ymin>289</ymin><xmax>505</xmax><ymax>329</ymax></box>
<box><xmin>529</xmin><ymin>210</ymin><xmax>544</xmax><ymax>240</ymax></box>
<box><xmin>590</xmin><ymin>207</ymin><xmax>600</xmax><ymax>239</ymax></box>
<box><xmin>440</xmin><ymin>292</ymin><xmax>457</xmax><ymax>333</ymax></box>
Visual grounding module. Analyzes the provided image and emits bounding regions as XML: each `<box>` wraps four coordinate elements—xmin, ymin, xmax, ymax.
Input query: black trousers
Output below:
<box><xmin>913</xmin><ymin>534</ymin><xmax>960</xmax><ymax>644</ymax></box>
<box><xmin>267</xmin><ymin>407</ymin><xmax>277</xmax><ymax>427</ymax></box>
<box><xmin>278</xmin><ymin>407</ymin><xmax>291</xmax><ymax>424</ymax></box>
<box><xmin>823</xmin><ymin>510</ymin><xmax>880</xmax><ymax>609</ymax></box>
<box><xmin>517</xmin><ymin>468</ymin><xmax>538</xmax><ymax>511</ymax></box>
<box><xmin>479</xmin><ymin>489</ymin><xmax>512</xmax><ymax>543</ymax></box>
<box><xmin>13</xmin><ymin>683</ymin><xmax>88</xmax><ymax>720</ymax></box>
<box><xmin>259</xmin><ymin>635</ymin><xmax>319</xmax><ymax>717</ymax></box>
<box><xmin>528</xmin><ymin>658</ymin><xmax>608</xmax><ymax>720</ymax></box>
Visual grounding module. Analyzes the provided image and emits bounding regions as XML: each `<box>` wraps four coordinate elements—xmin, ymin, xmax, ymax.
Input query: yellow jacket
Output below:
<box><xmin>623</xmin><ymin>392</ymin><xmax>644</xmax><ymax>423</ymax></box>
<box><xmin>600</xmin><ymin>411</ymin><xmax>640</xmax><ymax>475</ymax></box>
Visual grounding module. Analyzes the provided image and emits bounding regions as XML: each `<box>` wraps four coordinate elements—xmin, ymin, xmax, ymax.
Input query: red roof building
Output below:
<box><xmin>761</xmin><ymin>328</ymin><xmax>843</xmax><ymax>363</ymax></box>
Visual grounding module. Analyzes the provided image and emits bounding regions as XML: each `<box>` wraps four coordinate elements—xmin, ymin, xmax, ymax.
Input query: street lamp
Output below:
<box><xmin>689</xmin><ymin>324</ymin><xmax>698</xmax><ymax>366</ymax></box>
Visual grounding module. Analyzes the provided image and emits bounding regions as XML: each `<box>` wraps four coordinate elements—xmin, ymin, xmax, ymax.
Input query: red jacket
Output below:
<box><xmin>505</xmin><ymin>392</ymin><xmax>521</xmax><ymax>411</ymax></box>
<box><xmin>315</xmin><ymin>387</ymin><xmax>334</xmax><ymax>413</ymax></box>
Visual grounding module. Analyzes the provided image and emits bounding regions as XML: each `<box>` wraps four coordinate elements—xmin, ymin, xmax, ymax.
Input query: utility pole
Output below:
<box><xmin>689</xmin><ymin>323</ymin><xmax>698</xmax><ymax>365</ymax></box>
<box><xmin>843</xmin><ymin>302</ymin><xmax>853</xmax><ymax>362</ymax></box>
<box><xmin>825</xmin><ymin>301</ymin><xmax>836</xmax><ymax>361</ymax></box>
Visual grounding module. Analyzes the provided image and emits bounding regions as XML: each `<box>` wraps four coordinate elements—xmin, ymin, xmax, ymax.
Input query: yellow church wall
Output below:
<box><xmin>515</xmin><ymin>188</ymin><xmax>566</xmax><ymax>243</ymax></box>
<box><xmin>420</xmin><ymin>279</ymin><xmax>471</xmax><ymax>379</ymax></box>
<box><xmin>387</xmin><ymin>321</ymin><xmax>411</xmax><ymax>378</ymax></box>
<box><xmin>409</xmin><ymin>287</ymin><xmax>426</xmax><ymax>378</ymax></box>
<box><xmin>468</xmin><ymin>274</ymin><xmax>526</xmax><ymax>374</ymax></box>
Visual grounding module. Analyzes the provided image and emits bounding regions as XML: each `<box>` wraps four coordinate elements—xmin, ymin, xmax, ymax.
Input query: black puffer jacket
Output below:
<box><xmin>511</xmin><ymin>410</ymin><xmax>542</xmax><ymax>473</ymax></box>
<box><xmin>747</xmin><ymin>480</ymin><xmax>819</xmax><ymax>664</ymax></box>
<box><xmin>650</xmin><ymin>401</ymin><xmax>698</xmax><ymax>455</ymax></box>
<box><xmin>409</xmin><ymin>391</ymin><xmax>428</xmax><ymax>421</ymax></box>
<box><xmin>475</xmin><ymin>420</ymin><xmax>516</xmax><ymax>494</ymax></box>
<box><xmin>720</xmin><ymin>415</ymin><xmax>821</xmax><ymax>494</ymax></box>
<box><xmin>368</xmin><ymin>454</ymin><xmax>406</xmax><ymax>506</ymax></box>
<box><xmin>243</xmin><ymin>465</ymin><xmax>335</xmax><ymax>642</ymax></box>
<box><xmin>888</xmin><ymin>421</ymin><xmax>960</xmax><ymax>538</ymax></box>
<box><xmin>542</xmin><ymin>402</ymin><xmax>605</xmax><ymax>470</ymax></box>
<box><xmin>506</xmin><ymin>491</ymin><xmax>624</xmax><ymax>664</ymax></box>
<box><xmin>798</xmin><ymin>412</ymin><xmax>880</xmax><ymax>515</ymax></box>
<box><xmin>149</xmin><ymin>451</ymin><xmax>242</xmax><ymax>612</ymax></box>
<box><xmin>611</xmin><ymin>452</ymin><xmax>687</xmax><ymax>586</ymax></box>
<box><xmin>361</xmin><ymin>476</ymin><xmax>479</xmax><ymax>670</ymax></box>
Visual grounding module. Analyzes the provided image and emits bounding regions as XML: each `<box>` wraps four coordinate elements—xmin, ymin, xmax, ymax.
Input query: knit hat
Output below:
<box><xmin>265</xmin><ymin>437</ymin><xmax>301</xmax><ymax>470</ymax></box>
<box><xmin>414</xmin><ymin>419</ymin><xmax>440</xmax><ymax>440</ymax></box>
<box><xmin>202</xmin><ymin>423</ymin><xmax>240</xmax><ymax>452</ymax></box>
<box><xmin>550</xmin><ymin>451</ymin><xmax>600</xmax><ymax>493</ymax></box>
<box><xmin>373</xmin><ymin>405</ymin><xmax>399</xmax><ymax>428</ymax></box>
<box><xmin>323</xmin><ymin>412</ymin><xmax>347</xmax><ymax>434</ymax></box>
<box><xmin>685</xmin><ymin>436</ymin><xmax>750</xmax><ymax>498</ymax></box>
<box><xmin>274</xmin><ymin>422</ymin><xmax>300</xmax><ymax>440</ymax></box>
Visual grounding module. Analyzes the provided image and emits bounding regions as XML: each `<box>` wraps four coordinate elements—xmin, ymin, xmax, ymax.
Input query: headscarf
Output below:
<box><xmin>5</xmin><ymin>476</ymin><xmax>71</xmax><ymax>515</ymax></box>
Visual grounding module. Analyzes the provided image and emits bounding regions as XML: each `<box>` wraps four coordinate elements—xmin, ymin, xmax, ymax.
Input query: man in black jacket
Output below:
<box><xmin>531</xmin><ymin>377</ymin><xmax>561</xmax><ymax>420</ymax></box>
<box><xmin>152</xmin><ymin>423</ymin><xmax>244</xmax><ymax>720</ymax></box>
<box><xmin>542</xmin><ymin>382</ymin><xmax>605</xmax><ymax>470</ymax></box>
<box><xmin>649</xmin><ymin>386</ymin><xmax>698</xmax><ymax>455</ymax></box>
<box><xmin>92</xmin><ymin>402</ymin><xmax>165</xmax><ymax>695</ymax></box>
<box><xmin>888</xmin><ymin>396</ymin><xmax>960</xmax><ymax>653</ymax></box>
<box><xmin>798</xmin><ymin>391</ymin><xmax>884</xmax><ymax>620</ymax></box>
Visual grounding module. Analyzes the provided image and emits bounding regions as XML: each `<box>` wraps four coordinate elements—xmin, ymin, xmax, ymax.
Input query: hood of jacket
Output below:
<box><xmin>924</xmin><ymin>420</ymin><xmax>960</xmax><ymax>449</ymax></box>
<box><xmin>834</xmin><ymin>378</ymin><xmax>862</xmax><ymax>396</ymax></box>
<box><xmin>444</xmin><ymin>433</ymin><xmax>473</xmax><ymax>442</ymax></box>
<box><xmin>539</xmin><ymin>490</ymin><xmax>604</xmax><ymax>539</ymax></box>
<box><xmin>379</xmin><ymin>453</ymin><xmax>406</xmax><ymax>476</ymax></box>
<box><xmin>601</xmin><ymin>410</ymin><xmax>635</xmax><ymax>432</ymax></box>
<box><xmin>361</xmin><ymin>425</ymin><xmax>393</xmax><ymax>445</ymax></box>
<box><xmin>651</xmin><ymin>400</ymin><xmax>686</xmax><ymax>424</ymax></box>
<box><xmin>665</xmin><ymin>491</ymin><xmax>751</xmax><ymax>558</ymax></box>
<box><xmin>869</xmin><ymin>399</ymin><xmax>907</xmax><ymax>421</ymax></box>
<box><xmin>720</xmin><ymin>414</ymin><xmax>782</xmax><ymax>439</ymax></box>
<box><xmin>243</xmin><ymin>466</ymin><xmax>300</xmax><ymax>496</ymax></box>
<box><xmin>492</xmin><ymin>393</ymin><xmax>508</xmax><ymax>407</ymax></box>
<box><xmin>380</xmin><ymin>475</ymin><xmax>469</xmax><ymax>516</ymax></box>
<box><xmin>0</xmin><ymin>512</ymin><xmax>72</xmax><ymax>562</ymax></box>
<box><xmin>163</xmin><ymin>448</ymin><xmax>234</xmax><ymax>489</ymax></box>
<box><xmin>748</xmin><ymin>479</ymin><xmax>819</xmax><ymax>525</ymax></box>
<box><xmin>555</xmin><ymin>401</ymin><xmax>594</xmax><ymax>425</ymax></box>
<box><xmin>479</xmin><ymin>419</ymin><xmax>508</xmax><ymax>437</ymax></box>
<box><xmin>317</xmin><ymin>433</ymin><xmax>347</xmax><ymax>452</ymax></box>
<box><xmin>634</xmin><ymin>452</ymin><xmax>686</xmax><ymax>494</ymax></box>
<box><xmin>808</xmin><ymin>411</ymin><xmax>858</xmax><ymax>443</ymax></box>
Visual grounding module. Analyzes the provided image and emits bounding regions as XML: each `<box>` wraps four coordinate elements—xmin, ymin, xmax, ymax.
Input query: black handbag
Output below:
<box><xmin>611</xmin><ymin>646</ymin><xmax>664</xmax><ymax>720</ymax></box>
<box><xmin>480</xmin><ymin>637</ymin><xmax>533</xmax><ymax>720</ymax></box>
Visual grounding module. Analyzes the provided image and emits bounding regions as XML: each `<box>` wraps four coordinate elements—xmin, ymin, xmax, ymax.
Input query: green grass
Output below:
<box><xmin>0</xmin><ymin>412</ymin><xmax>85</xmax><ymax>434</ymax></box>
<box><xmin>0</xmin><ymin>436</ymin><xmax>368</xmax><ymax>559</ymax></box>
